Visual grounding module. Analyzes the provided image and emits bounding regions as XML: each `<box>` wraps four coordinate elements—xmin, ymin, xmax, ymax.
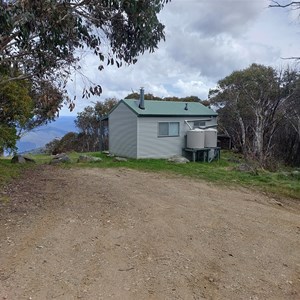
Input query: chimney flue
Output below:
<box><xmin>184</xmin><ymin>103</ymin><xmax>188</xmax><ymax>111</ymax></box>
<box><xmin>139</xmin><ymin>87</ymin><xmax>145</xmax><ymax>110</ymax></box>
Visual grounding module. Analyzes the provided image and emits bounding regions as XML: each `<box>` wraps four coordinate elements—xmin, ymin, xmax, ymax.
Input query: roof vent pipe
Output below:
<box><xmin>184</xmin><ymin>103</ymin><xmax>188</xmax><ymax>111</ymax></box>
<box><xmin>139</xmin><ymin>87</ymin><xmax>145</xmax><ymax>110</ymax></box>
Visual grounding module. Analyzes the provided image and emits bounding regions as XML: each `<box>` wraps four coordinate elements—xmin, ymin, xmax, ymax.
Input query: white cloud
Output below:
<box><xmin>163</xmin><ymin>0</ymin><xmax>268</xmax><ymax>37</ymax></box>
<box><xmin>173</xmin><ymin>79</ymin><xmax>211</xmax><ymax>99</ymax></box>
<box><xmin>60</xmin><ymin>0</ymin><xmax>300</xmax><ymax>116</ymax></box>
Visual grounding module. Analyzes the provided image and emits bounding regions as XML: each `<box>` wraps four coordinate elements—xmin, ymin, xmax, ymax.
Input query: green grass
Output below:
<box><xmin>65</xmin><ymin>151</ymin><xmax>300</xmax><ymax>199</ymax></box>
<box><xmin>1</xmin><ymin>151</ymin><xmax>299</xmax><ymax>200</ymax></box>
<box><xmin>0</xmin><ymin>157</ymin><xmax>31</xmax><ymax>188</ymax></box>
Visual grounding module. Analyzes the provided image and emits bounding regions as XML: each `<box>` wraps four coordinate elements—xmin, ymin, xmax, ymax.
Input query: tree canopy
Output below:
<box><xmin>0</xmin><ymin>74</ymin><xmax>32</xmax><ymax>153</ymax></box>
<box><xmin>0</xmin><ymin>65</ymin><xmax>66</xmax><ymax>153</ymax></box>
<box><xmin>74</xmin><ymin>98</ymin><xmax>118</xmax><ymax>152</ymax></box>
<box><xmin>124</xmin><ymin>93</ymin><xmax>206</xmax><ymax>104</ymax></box>
<box><xmin>0</xmin><ymin>0</ymin><xmax>170</xmax><ymax>101</ymax></box>
<box><xmin>0</xmin><ymin>0</ymin><xmax>170</xmax><ymax>152</ymax></box>
<box><xmin>46</xmin><ymin>98</ymin><xmax>118</xmax><ymax>154</ymax></box>
<box><xmin>209</xmin><ymin>63</ymin><xmax>300</xmax><ymax>167</ymax></box>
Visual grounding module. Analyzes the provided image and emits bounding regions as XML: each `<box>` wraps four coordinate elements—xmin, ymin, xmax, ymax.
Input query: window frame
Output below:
<box><xmin>193</xmin><ymin>121</ymin><xmax>206</xmax><ymax>129</ymax></box>
<box><xmin>158</xmin><ymin>122</ymin><xmax>180</xmax><ymax>137</ymax></box>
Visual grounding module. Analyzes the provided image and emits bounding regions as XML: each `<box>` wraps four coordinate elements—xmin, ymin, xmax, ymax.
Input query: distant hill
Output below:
<box><xmin>17</xmin><ymin>116</ymin><xmax>78</xmax><ymax>153</ymax></box>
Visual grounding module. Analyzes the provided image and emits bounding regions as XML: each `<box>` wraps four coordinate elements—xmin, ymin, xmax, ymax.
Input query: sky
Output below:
<box><xmin>60</xmin><ymin>0</ymin><xmax>300</xmax><ymax>116</ymax></box>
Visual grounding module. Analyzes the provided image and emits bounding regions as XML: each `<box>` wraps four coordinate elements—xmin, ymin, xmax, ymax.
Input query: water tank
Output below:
<box><xmin>187</xmin><ymin>129</ymin><xmax>205</xmax><ymax>148</ymax></box>
<box><xmin>205</xmin><ymin>128</ymin><xmax>217</xmax><ymax>147</ymax></box>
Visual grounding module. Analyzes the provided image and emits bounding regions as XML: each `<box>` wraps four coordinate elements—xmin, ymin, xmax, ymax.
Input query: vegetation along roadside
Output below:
<box><xmin>1</xmin><ymin>151</ymin><xmax>299</xmax><ymax>200</ymax></box>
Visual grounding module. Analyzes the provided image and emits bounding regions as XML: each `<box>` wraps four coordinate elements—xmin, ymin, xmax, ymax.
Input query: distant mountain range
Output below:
<box><xmin>17</xmin><ymin>116</ymin><xmax>78</xmax><ymax>154</ymax></box>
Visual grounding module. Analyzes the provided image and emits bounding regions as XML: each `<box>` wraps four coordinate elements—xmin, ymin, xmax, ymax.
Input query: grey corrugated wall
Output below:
<box><xmin>137</xmin><ymin>116</ymin><xmax>217</xmax><ymax>158</ymax></box>
<box><xmin>109</xmin><ymin>103</ymin><xmax>138</xmax><ymax>158</ymax></box>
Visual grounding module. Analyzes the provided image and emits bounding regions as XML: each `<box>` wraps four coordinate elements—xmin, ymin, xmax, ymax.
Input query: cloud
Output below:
<box><xmin>60</xmin><ymin>0</ymin><xmax>300</xmax><ymax>116</ymax></box>
<box><xmin>162</xmin><ymin>0</ymin><xmax>268</xmax><ymax>36</ymax></box>
<box><xmin>172</xmin><ymin>79</ymin><xmax>212</xmax><ymax>99</ymax></box>
<box><xmin>161</xmin><ymin>0</ymin><xmax>274</xmax><ymax>80</ymax></box>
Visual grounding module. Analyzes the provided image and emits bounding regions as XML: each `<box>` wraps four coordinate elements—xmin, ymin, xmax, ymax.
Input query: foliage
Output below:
<box><xmin>26</xmin><ymin>79</ymin><xmax>68</xmax><ymax>129</ymax></box>
<box><xmin>94</xmin><ymin>98</ymin><xmax>119</xmax><ymax>117</ymax></box>
<box><xmin>164</xmin><ymin>96</ymin><xmax>202</xmax><ymax>102</ymax></box>
<box><xmin>0</xmin><ymin>74</ymin><xmax>33</xmax><ymax>127</ymax></box>
<box><xmin>209</xmin><ymin>63</ymin><xmax>300</xmax><ymax>167</ymax></box>
<box><xmin>45</xmin><ymin>98</ymin><xmax>118</xmax><ymax>154</ymax></box>
<box><xmin>75</xmin><ymin>98</ymin><xmax>118</xmax><ymax>152</ymax></box>
<box><xmin>45</xmin><ymin>132</ymin><xmax>96</xmax><ymax>154</ymax></box>
<box><xmin>272</xmin><ymin>84</ymin><xmax>300</xmax><ymax>166</ymax></box>
<box><xmin>45</xmin><ymin>132</ymin><xmax>81</xmax><ymax>155</ymax></box>
<box><xmin>75</xmin><ymin>107</ymin><xmax>100</xmax><ymax>152</ymax></box>
<box><xmin>0</xmin><ymin>70</ymin><xmax>32</xmax><ymax>152</ymax></box>
<box><xmin>124</xmin><ymin>93</ymin><xmax>204</xmax><ymax>103</ymax></box>
<box><xmin>0</xmin><ymin>66</ymin><xmax>67</xmax><ymax>152</ymax></box>
<box><xmin>125</xmin><ymin>92</ymin><xmax>163</xmax><ymax>100</ymax></box>
<box><xmin>0</xmin><ymin>0</ymin><xmax>170</xmax><ymax>109</ymax></box>
<box><xmin>44</xmin><ymin>138</ymin><xmax>61</xmax><ymax>155</ymax></box>
<box><xmin>0</xmin><ymin>125</ymin><xmax>17</xmax><ymax>154</ymax></box>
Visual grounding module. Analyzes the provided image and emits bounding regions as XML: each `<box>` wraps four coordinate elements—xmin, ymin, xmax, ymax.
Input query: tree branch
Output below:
<box><xmin>0</xmin><ymin>74</ymin><xmax>31</xmax><ymax>85</ymax></box>
<box><xmin>269</xmin><ymin>1</ymin><xmax>300</xmax><ymax>8</ymax></box>
<box><xmin>281</xmin><ymin>56</ymin><xmax>300</xmax><ymax>60</ymax></box>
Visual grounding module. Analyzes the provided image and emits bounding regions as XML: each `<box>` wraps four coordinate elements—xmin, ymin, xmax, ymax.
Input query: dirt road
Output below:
<box><xmin>0</xmin><ymin>165</ymin><xmax>299</xmax><ymax>299</ymax></box>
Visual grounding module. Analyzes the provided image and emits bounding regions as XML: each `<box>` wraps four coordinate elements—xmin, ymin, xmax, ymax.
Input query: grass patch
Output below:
<box><xmin>0</xmin><ymin>157</ymin><xmax>31</xmax><ymax>188</ymax></box>
<box><xmin>1</xmin><ymin>151</ymin><xmax>299</xmax><ymax>199</ymax></box>
<box><xmin>67</xmin><ymin>151</ymin><xmax>300</xmax><ymax>199</ymax></box>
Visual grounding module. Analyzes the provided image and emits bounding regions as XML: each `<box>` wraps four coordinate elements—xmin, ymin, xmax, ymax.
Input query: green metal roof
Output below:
<box><xmin>119</xmin><ymin>99</ymin><xmax>217</xmax><ymax>117</ymax></box>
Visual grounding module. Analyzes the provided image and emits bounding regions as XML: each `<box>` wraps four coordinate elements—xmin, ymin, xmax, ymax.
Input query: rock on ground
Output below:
<box><xmin>50</xmin><ymin>153</ymin><xmax>71</xmax><ymax>164</ymax></box>
<box><xmin>77</xmin><ymin>155</ymin><xmax>102</xmax><ymax>163</ymax></box>
<box><xmin>168</xmin><ymin>156</ymin><xmax>190</xmax><ymax>163</ymax></box>
<box><xmin>11</xmin><ymin>155</ymin><xmax>36</xmax><ymax>164</ymax></box>
<box><xmin>114</xmin><ymin>157</ymin><xmax>128</xmax><ymax>162</ymax></box>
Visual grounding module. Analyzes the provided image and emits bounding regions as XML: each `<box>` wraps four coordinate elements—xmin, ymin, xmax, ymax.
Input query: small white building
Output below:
<box><xmin>108</xmin><ymin>96</ymin><xmax>217</xmax><ymax>159</ymax></box>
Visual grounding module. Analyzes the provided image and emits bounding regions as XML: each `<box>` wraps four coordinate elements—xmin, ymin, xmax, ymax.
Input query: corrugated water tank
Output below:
<box><xmin>187</xmin><ymin>129</ymin><xmax>205</xmax><ymax>149</ymax></box>
<box><xmin>205</xmin><ymin>128</ymin><xmax>217</xmax><ymax>147</ymax></box>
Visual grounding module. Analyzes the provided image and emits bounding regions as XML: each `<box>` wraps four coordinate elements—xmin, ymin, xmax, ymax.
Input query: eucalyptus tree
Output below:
<box><xmin>0</xmin><ymin>65</ymin><xmax>66</xmax><ymax>152</ymax></box>
<box><xmin>0</xmin><ymin>74</ymin><xmax>32</xmax><ymax>153</ymax></box>
<box><xmin>0</xmin><ymin>0</ymin><xmax>170</xmax><ymax>111</ymax></box>
<box><xmin>124</xmin><ymin>93</ymin><xmax>202</xmax><ymax>102</ymax></box>
<box><xmin>209</xmin><ymin>64</ymin><xmax>298</xmax><ymax>167</ymax></box>
<box><xmin>274</xmin><ymin>70</ymin><xmax>300</xmax><ymax>166</ymax></box>
<box><xmin>75</xmin><ymin>98</ymin><xmax>118</xmax><ymax>151</ymax></box>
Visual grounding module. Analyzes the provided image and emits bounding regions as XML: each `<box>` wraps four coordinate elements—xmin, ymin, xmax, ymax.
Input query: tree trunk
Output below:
<box><xmin>254</xmin><ymin>110</ymin><xmax>265</xmax><ymax>165</ymax></box>
<box><xmin>237</xmin><ymin>115</ymin><xmax>247</xmax><ymax>155</ymax></box>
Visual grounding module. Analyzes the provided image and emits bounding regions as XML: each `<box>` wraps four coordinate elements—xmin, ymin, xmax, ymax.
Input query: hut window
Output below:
<box><xmin>158</xmin><ymin>122</ymin><xmax>179</xmax><ymax>137</ymax></box>
<box><xmin>193</xmin><ymin>121</ymin><xmax>206</xmax><ymax>128</ymax></box>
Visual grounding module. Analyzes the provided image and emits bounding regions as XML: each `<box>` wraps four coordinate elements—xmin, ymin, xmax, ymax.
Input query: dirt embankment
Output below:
<box><xmin>0</xmin><ymin>165</ymin><xmax>299</xmax><ymax>299</ymax></box>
